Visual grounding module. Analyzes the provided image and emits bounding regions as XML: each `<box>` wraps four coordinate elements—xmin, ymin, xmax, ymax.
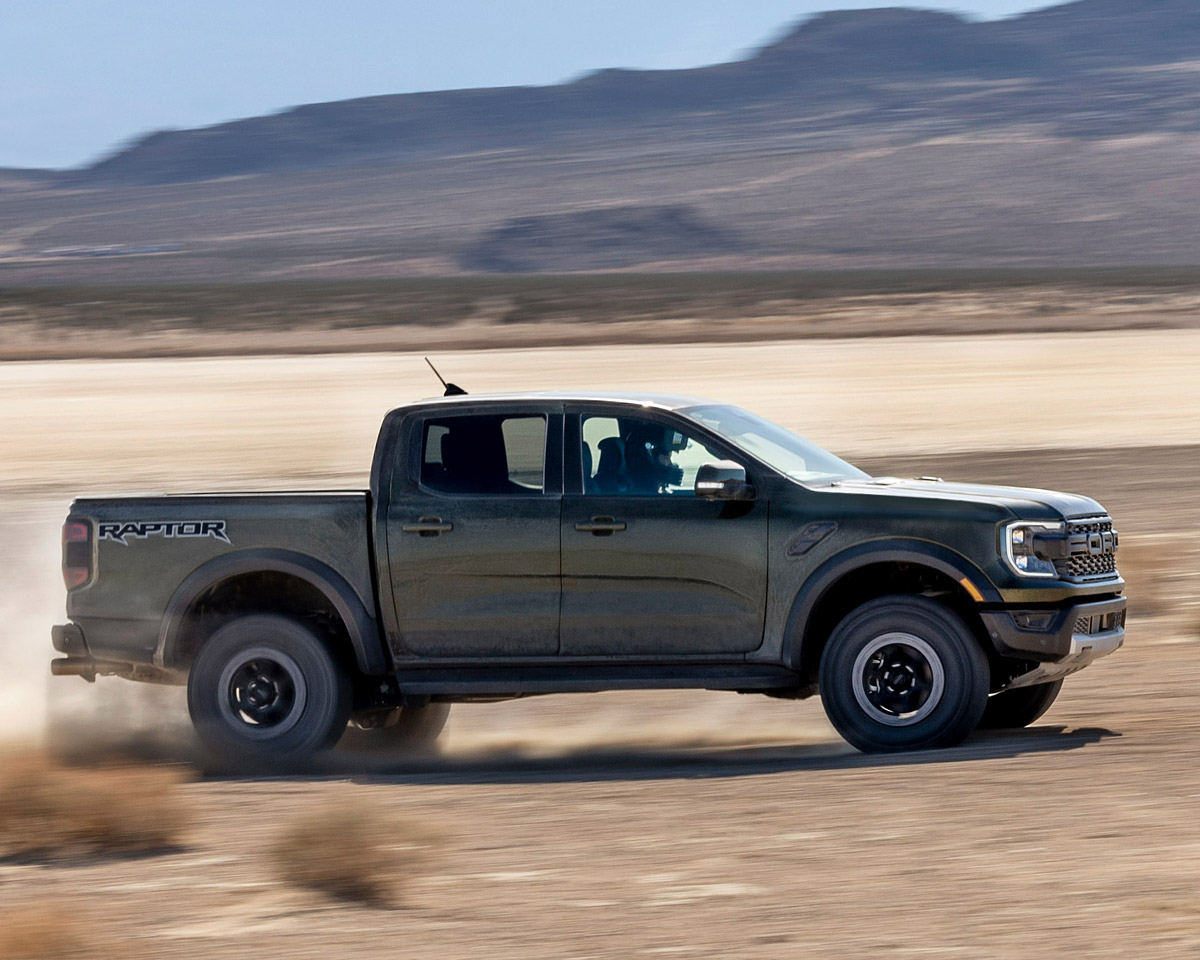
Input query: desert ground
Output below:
<box><xmin>1</xmin><ymin>330</ymin><xmax>1198</xmax><ymax>957</ymax></box>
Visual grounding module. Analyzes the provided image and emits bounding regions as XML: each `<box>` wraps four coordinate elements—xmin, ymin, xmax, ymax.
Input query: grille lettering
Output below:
<box><xmin>1055</xmin><ymin>517</ymin><xmax>1118</xmax><ymax>582</ymax></box>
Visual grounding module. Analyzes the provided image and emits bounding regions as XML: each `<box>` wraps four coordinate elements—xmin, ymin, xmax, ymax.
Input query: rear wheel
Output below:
<box><xmin>819</xmin><ymin>595</ymin><xmax>989</xmax><ymax>753</ymax></box>
<box><xmin>340</xmin><ymin>702</ymin><xmax>451</xmax><ymax>755</ymax></box>
<box><xmin>187</xmin><ymin>614</ymin><xmax>350</xmax><ymax>770</ymax></box>
<box><xmin>977</xmin><ymin>679</ymin><xmax>1063</xmax><ymax>729</ymax></box>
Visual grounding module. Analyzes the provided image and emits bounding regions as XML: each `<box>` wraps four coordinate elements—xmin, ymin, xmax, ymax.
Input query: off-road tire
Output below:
<box><xmin>340</xmin><ymin>702</ymin><xmax>452</xmax><ymax>755</ymax></box>
<box><xmin>819</xmin><ymin>595</ymin><xmax>990</xmax><ymax>753</ymax></box>
<box><xmin>977</xmin><ymin>679</ymin><xmax>1063</xmax><ymax>730</ymax></box>
<box><xmin>187</xmin><ymin>614</ymin><xmax>351</xmax><ymax>770</ymax></box>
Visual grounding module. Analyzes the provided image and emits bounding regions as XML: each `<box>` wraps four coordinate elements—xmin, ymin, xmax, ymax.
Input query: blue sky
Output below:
<box><xmin>4</xmin><ymin>0</ymin><xmax>1045</xmax><ymax>170</ymax></box>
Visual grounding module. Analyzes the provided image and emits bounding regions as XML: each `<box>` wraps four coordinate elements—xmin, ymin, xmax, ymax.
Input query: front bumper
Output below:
<box><xmin>979</xmin><ymin>596</ymin><xmax>1125</xmax><ymax>690</ymax></box>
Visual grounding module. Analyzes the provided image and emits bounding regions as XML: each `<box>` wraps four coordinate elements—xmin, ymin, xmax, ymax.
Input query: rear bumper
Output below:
<box><xmin>51</xmin><ymin>622</ymin><xmax>179</xmax><ymax>685</ymax></box>
<box><xmin>51</xmin><ymin>623</ymin><xmax>89</xmax><ymax>657</ymax></box>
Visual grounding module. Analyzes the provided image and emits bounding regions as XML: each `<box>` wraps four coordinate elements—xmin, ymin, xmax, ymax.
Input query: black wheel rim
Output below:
<box><xmin>228</xmin><ymin>659</ymin><xmax>295</xmax><ymax>727</ymax></box>
<box><xmin>852</xmin><ymin>632</ymin><xmax>946</xmax><ymax>727</ymax></box>
<box><xmin>217</xmin><ymin>646</ymin><xmax>308</xmax><ymax>739</ymax></box>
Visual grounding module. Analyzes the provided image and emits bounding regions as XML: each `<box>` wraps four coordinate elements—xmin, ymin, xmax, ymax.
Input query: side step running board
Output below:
<box><xmin>393</xmin><ymin>663</ymin><xmax>802</xmax><ymax>696</ymax></box>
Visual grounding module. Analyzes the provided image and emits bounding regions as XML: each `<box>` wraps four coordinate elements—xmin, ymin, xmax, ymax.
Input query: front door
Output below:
<box><xmin>386</xmin><ymin>408</ymin><xmax>562</xmax><ymax>659</ymax></box>
<box><xmin>560</xmin><ymin>408</ymin><xmax>769</xmax><ymax>657</ymax></box>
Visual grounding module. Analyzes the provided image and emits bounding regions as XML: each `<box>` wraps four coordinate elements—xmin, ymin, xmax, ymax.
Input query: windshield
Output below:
<box><xmin>681</xmin><ymin>404</ymin><xmax>868</xmax><ymax>484</ymax></box>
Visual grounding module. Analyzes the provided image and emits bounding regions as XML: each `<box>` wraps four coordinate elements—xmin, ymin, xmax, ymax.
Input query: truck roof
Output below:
<box><xmin>398</xmin><ymin>391</ymin><xmax>713</xmax><ymax>412</ymax></box>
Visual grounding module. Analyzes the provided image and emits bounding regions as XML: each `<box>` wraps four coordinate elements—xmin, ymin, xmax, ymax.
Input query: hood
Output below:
<box><xmin>828</xmin><ymin>476</ymin><xmax>1106</xmax><ymax>520</ymax></box>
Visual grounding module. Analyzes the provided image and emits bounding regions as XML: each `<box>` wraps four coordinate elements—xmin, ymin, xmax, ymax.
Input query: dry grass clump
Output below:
<box><xmin>0</xmin><ymin>905</ymin><xmax>133</xmax><ymax>960</ymax></box>
<box><xmin>271</xmin><ymin>803</ymin><xmax>437</xmax><ymax>906</ymax></box>
<box><xmin>1116</xmin><ymin>540</ymin><xmax>1172</xmax><ymax>618</ymax></box>
<box><xmin>0</xmin><ymin>750</ymin><xmax>191</xmax><ymax>860</ymax></box>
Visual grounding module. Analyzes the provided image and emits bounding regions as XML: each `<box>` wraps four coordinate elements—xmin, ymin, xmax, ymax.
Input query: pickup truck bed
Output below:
<box><xmin>65</xmin><ymin>492</ymin><xmax>382</xmax><ymax>676</ymax></box>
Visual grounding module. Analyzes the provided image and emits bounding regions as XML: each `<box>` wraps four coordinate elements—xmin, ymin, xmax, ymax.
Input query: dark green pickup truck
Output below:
<box><xmin>53</xmin><ymin>392</ymin><xmax>1125</xmax><ymax>764</ymax></box>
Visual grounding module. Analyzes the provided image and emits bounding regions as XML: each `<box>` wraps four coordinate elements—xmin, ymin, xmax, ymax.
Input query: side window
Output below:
<box><xmin>502</xmin><ymin>417</ymin><xmax>546</xmax><ymax>490</ymax></box>
<box><xmin>581</xmin><ymin>414</ymin><xmax>723</xmax><ymax>496</ymax></box>
<box><xmin>421</xmin><ymin>414</ymin><xmax>547</xmax><ymax>495</ymax></box>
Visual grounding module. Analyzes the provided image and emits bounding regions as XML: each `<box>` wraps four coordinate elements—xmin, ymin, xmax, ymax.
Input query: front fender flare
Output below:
<box><xmin>781</xmin><ymin>538</ymin><xmax>1000</xmax><ymax>672</ymax></box>
<box><xmin>154</xmin><ymin>548</ymin><xmax>388</xmax><ymax>675</ymax></box>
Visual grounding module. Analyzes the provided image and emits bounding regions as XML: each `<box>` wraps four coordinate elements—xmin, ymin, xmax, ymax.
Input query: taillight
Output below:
<box><xmin>62</xmin><ymin>518</ymin><xmax>92</xmax><ymax>589</ymax></box>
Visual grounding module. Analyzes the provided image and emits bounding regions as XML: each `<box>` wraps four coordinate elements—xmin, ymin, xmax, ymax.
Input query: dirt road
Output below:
<box><xmin>1</xmin><ymin>333</ymin><xmax>1198</xmax><ymax>957</ymax></box>
<box><xmin>2</xmin><ymin>618</ymin><xmax>1198</xmax><ymax>959</ymax></box>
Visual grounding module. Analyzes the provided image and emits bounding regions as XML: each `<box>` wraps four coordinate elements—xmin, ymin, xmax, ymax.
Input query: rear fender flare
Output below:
<box><xmin>154</xmin><ymin>548</ymin><xmax>387</xmax><ymax>675</ymax></box>
<box><xmin>781</xmin><ymin>538</ymin><xmax>1000</xmax><ymax>672</ymax></box>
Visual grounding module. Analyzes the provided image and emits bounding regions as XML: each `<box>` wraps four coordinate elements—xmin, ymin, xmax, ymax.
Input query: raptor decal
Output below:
<box><xmin>97</xmin><ymin>520</ymin><xmax>230</xmax><ymax>546</ymax></box>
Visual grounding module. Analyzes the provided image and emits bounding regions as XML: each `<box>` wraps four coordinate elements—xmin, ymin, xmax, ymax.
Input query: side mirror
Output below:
<box><xmin>694</xmin><ymin>461</ymin><xmax>755</xmax><ymax>501</ymax></box>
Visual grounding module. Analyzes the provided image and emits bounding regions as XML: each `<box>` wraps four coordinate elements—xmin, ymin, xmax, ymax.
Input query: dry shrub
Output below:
<box><xmin>0</xmin><ymin>750</ymin><xmax>190</xmax><ymax>860</ymax></box>
<box><xmin>271</xmin><ymin>803</ymin><xmax>436</xmax><ymax>906</ymax></box>
<box><xmin>1116</xmin><ymin>540</ymin><xmax>1171</xmax><ymax>617</ymax></box>
<box><xmin>0</xmin><ymin>905</ymin><xmax>133</xmax><ymax>960</ymax></box>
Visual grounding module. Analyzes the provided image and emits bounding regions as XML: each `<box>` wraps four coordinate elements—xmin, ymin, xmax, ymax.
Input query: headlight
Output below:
<box><xmin>1002</xmin><ymin>520</ymin><xmax>1065</xmax><ymax>578</ymax></box>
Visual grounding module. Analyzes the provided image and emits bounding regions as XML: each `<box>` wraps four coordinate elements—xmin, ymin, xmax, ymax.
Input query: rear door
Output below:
<box><xmin>560</xmin><ymin>405</ymin><xmax>769</xmax><ymax>657</ymax></box>
<box><xmin>385</xmin><ymin>405</ymin><xmax>563</xmax><ymax>659</ymax></box>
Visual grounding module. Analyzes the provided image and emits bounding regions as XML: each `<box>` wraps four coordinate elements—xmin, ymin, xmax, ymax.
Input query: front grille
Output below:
<box><xmin>1062</xmin><ymin>551</ymin><xmax>1118</xmax><ymax>580</ymax></box>
<box><xmin>1054</xmin><ymin>516</ymin><xmax>1119</xmax><ymax>583</ymax></box>
<box><xmin>1067</xmin><ymin>517</ymin><xmax>1111</xmax><ymax>535</ymax></box>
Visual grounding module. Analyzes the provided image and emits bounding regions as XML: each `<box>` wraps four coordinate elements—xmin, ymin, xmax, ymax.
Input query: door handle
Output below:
<box><xmin>574</xmin><ymin>516</ymin><xmax>627</xmax><ymax>535</ymax></box>
<box><xmin>402</xmin><ymin>517</ymin><xmax>453</xmax><ymax>536</ymax></box>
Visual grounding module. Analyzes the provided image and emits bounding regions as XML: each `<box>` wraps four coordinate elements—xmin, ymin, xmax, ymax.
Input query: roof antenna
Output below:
<box><xmin>425</xmin><ymin>357</ymin><xmax>467</xmax><ymax>396</ymax></box>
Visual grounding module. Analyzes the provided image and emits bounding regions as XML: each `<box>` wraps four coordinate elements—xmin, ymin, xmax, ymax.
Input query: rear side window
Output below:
<box><xmin>420</xmin><ymin>414</ymin><xmax>547</xmax><ymax>495</ymax></box>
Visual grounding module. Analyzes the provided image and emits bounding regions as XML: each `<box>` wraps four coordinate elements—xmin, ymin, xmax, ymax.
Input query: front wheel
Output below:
<box><xmin>187</xmin><ymin>614</ymin><xmax>351</xmax><ymax>770</ymax></box>
<box><xmin>977</xmin><ymin>679</ymin><xmax>1063</xmax><ymax>730</ymax></box>
<box><xmin>819</xmin><ymin>596</ymin><xmax>989</xmax><ymax>753</ymax></box>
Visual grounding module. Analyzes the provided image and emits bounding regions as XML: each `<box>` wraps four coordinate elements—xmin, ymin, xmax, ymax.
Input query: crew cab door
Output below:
<box><xmin>560</xmin><ymin>406</ymin><xmax>768</xmax><ymax>657</ymax></box>
<box><xmin>384</xmin><ymin>406</ymin><xmax>562</xmax><ymax>659</ymax></box>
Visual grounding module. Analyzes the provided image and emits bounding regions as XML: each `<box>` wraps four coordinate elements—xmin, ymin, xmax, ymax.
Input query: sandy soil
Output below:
<box><xmin>1</xmin><ymin>333</ymin><xmax>1198</xmax><ymax>957</ymax></box>
<box><xmin>2</xmin><ymin>330</ymin><xmax>1198</xmax><ymax>493</ymax></box>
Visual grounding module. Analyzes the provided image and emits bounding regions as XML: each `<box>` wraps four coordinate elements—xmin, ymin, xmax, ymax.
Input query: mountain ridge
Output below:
<box><xmin>5</xmin><ymin>0</ymin><xmax>1200</xmax><ymax>278</ymax></box>
<box><xmin>71</xmin><ymin>0</ymin><xmax>1200</xmax><ymax>186</ymax></box>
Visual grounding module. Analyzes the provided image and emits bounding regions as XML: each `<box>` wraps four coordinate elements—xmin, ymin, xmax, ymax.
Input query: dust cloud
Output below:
<box><xmin>442</xmin><ymin>691</ymin><xmax>841</xmax><ymax>761</ymax></box>
<box><xmin>0</xmin><ymin>499</ymin><xmax>198</xmax><ymax>761</ymax></box>
<box><xmin>0</xmin><ymin>500</ymin><xmax>66</xmax><ymax>743</ymax></box>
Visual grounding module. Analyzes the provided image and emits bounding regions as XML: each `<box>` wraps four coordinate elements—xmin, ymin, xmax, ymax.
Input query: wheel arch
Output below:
<box><xmin>782</xmin><ymin>539</ymin><xmax>999</xmax><ymax>683</ymax></box>
<box><xmin>155</xmin><ymin>548</ymin><xmax>388</xmax><ymax>676</ymax></box>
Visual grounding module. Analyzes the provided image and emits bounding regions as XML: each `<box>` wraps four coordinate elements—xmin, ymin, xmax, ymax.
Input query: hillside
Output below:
<box><xmin>3</xmin><ymin>0</ymin><xmax>1200</xmax><ymax>279</ymax></box>
<box><xmin>72</xmin><ymin>0</ymin><xmax>1200</xmax><ymax>186</ymax></box>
